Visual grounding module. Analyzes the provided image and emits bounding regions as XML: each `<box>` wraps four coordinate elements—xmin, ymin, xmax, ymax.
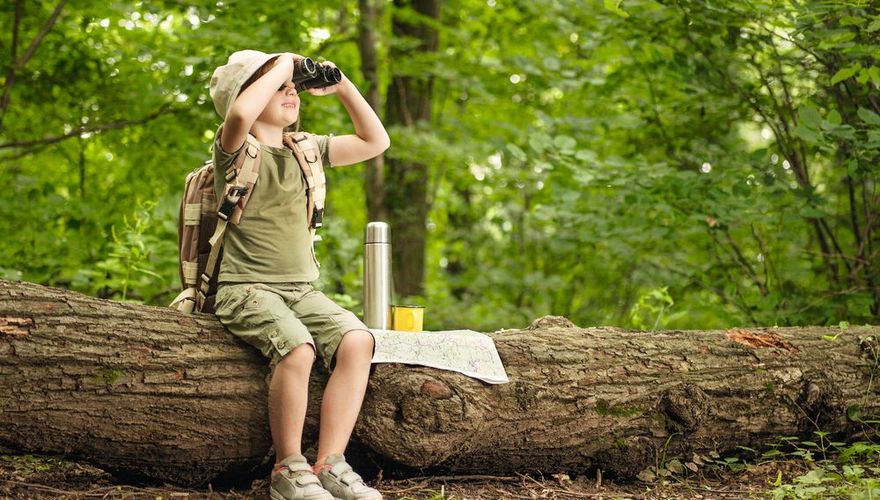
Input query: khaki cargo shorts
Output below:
<box><xmin>214</xmin><ymin>282</ymin><xmax>372</xmax><ymax>371</ymax></box>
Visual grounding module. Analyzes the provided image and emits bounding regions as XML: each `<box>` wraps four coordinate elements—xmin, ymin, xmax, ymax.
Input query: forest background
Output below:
<box><xmin>1</xmin><ymin>0</ymin><xmax>878</xmax><ymax>333</ymax></box>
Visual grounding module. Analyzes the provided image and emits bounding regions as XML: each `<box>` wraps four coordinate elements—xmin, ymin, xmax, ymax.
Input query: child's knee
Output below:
<box><xmin>336</xmin><ymin>329</ymin><xmax>374</xmax><ymax>362</ymax></box>
<box><xmin>277</xmin><ymin>342</ymin><xmax>316</xmax><ymax>370</ymax></box>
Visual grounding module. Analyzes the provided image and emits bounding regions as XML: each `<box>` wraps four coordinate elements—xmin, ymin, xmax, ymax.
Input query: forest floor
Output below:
<box><xmin>0</xmin><ymin>452</ymin><xmax>834</xmax><ymax>499</ymax></box>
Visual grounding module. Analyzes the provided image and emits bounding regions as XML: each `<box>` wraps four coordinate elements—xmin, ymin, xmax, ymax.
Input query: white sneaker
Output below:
<box><xmin>314</xmin><ymin>453</ymin><xmax>382</xmax><ymax>500</ymax></box>
<box><xmin>270</xmin><ymin>453</ymin><xmax>335</xmax><ymax>500</ymax></box>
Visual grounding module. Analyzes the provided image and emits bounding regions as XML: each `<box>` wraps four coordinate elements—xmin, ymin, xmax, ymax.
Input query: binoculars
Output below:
<box><xmin>293</xmin><ymin>58</ymin><xmax>342</xmax><ymax>91</ymax></box>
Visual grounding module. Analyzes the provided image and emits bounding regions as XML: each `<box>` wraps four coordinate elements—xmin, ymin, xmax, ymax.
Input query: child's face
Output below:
<box><xmin>257</xmin><ymin>79</ymin><xmax>300</xmax><ymax>127</ymax></box>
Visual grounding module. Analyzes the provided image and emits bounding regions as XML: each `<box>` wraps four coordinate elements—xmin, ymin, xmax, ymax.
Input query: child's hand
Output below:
<box><xmin>277</xmin><ymin>52</ymin><xmax>307</xmax><ymax>65</ymax></box>
<box><xmin>305</xmin><ymin>61</ymin><xmax>349</xmax><ymax>96</ymax></box>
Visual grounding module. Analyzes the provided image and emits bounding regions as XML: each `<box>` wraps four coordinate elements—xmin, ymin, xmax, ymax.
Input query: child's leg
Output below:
<box><xmin>213</xmin><ymin>283</ymin><xmax>316</xmax><ymax>465</ymax></box>
<box><xmin>314</xmin><ymin>329</ymin><xmax>375</xmax><ymax>467</ymax></box>
<box><xmin>269</xmin><ymin>343</ymin><xmax>316</xmax><ymax>462</ymax></box>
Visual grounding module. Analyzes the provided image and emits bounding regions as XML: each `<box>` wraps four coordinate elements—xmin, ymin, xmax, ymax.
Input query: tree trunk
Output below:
<box><xmin>2</xmin><ymin>280</ymin><xmax>878</xmax><ymax>487</ymax></box>
<box><xmin>357</xmin><ymin>0</ymin><xmax>388</xmax><ymax>223</ymax></box>
<box><xmin>383</xmin><ymin>0</ymin><xmax>440</xmax><ymax>298</ymax></box>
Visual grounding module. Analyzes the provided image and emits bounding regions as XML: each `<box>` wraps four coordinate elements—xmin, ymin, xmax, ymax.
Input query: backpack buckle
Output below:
<box><xmin>218</xmin><ymin>186</ymin><xmax>249</xmax><ymax>220</ymax></box>
<box><xmin>311</xmin><ymin>207</ymin><xmax>324</xmax><ymax>228</ymax></box>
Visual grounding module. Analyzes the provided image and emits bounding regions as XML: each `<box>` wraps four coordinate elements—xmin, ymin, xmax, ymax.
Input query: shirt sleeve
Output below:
<box><xmin>212</xmin><ymin>130</ymin><xmax>249</xmax><ymax>200</ymax></box>
<box><xmin>315</xmin><ymin>133</ymin><xmax>334</xmax><ymax>168</ymax></box>
<box><xmin>213</xmin><ymin>131</ymin><xmax>248</xmax><ymax>172</ymax></box>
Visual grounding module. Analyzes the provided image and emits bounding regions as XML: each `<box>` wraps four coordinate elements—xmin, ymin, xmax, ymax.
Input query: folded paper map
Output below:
<box><xmin>369</xmin><ymin>329</ymin><xmax>510</xmax><ymax>384</ymax></box>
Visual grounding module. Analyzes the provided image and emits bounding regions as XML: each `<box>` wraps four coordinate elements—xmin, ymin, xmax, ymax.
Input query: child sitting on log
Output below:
<box><xmin>209</xmin><ymin>49</ymin><xmax>390</xmax><ymax>500</ymax></box>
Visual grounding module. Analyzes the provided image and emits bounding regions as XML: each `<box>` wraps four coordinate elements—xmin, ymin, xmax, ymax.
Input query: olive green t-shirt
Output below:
<box><xmin>212</xmin><ymin>132</ymin><xmax>332</xmax><ymax>284</ymax></box>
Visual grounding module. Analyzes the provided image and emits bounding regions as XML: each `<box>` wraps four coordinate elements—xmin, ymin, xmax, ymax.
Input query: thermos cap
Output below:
<box><xmin>365</xmin><ymin>221</ymin><xmax>391</xmax><ymax>244</ymax></box>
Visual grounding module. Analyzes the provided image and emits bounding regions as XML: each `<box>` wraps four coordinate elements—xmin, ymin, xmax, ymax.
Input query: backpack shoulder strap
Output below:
<box><xmin>214</xmin><ymin>126</ymin><xmax>262</xmax><ymax>226</ymax></box>
<box><xmin>282</xmin><ymin>131</ymin><xmax>326</xmax><ymax>230</ymax></box>
<box><xmin>197</xmin><ymin>128</ymin><xmax>262</xmax><ymax>309</ymax></box>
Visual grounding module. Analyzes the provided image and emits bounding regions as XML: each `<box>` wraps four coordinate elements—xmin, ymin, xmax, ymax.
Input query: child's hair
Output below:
<box><xmin>238</xmin><ymin>55</ymin><xmax>301</xmax><ymax>133</ymax></box>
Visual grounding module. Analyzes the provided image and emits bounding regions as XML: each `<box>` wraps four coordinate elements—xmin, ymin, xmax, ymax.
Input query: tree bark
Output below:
<box><xmin>1</xmin><ymin>280</ymin><xmax>879</xmax><ymax>487</ymax></box>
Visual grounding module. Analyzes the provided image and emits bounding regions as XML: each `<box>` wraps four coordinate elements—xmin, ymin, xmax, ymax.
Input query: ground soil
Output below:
<box><xmin>0</xmin><ymin>453</ymin><xmax>815</xmax><ymax>499</ymax></box>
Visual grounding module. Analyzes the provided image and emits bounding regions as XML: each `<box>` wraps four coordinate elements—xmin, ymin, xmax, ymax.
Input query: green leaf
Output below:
<box><xmin>826</xmin><ymin>110</ymin><xmax>842</xmax><ymax>126</ymax></box>
<box><xmin>794</xmin><ymin>122</ymin><xmax>819</xmax><ymax>142</ymax></box>
<box><xmin>846</xmin><ymin>159</ymin><xmax>859</xmax><ymax>177</ymax></box>
<box><xmin>574</xmin><ymin>169</ymin><xmax>595</xmax><ymax>186</ymax></box>
<box><xmin>748</xmin><ymin>147</ymin><xmax>768</xmax><ymax>162</ymax></box>
<box><xmin>798</xmin><ymin>104</ymin><xmax>822</xmax><ymax>129</ymax></box>
<box><xmin>506</xmin><ymin>143</ymin><xmax>527</xmax><ymax>162</ymax></box>
<box><xmin>857</xmin><ymin>107</ymin><xmax>880</xmax><ymax>125</ymax></box>
<box><xmin>575</xmin><ymin>149</ymin><xmax>596</xmax><ymax>162</ymax></box>
<box><xmin>666</xmin><ymin>459</ymin><xmax>684</xmax><ymax>474</ymax></box>
<box><xmin>528</xmin><ymin>134</ymin><xmax>550</xmax><ymax>153</ymax></box>
<box><xmin>603</xmin><ymin>0</ymin><xmax>630</xmax><ymax>18</ymax></box>
<box><xmin>840</xmin><ymin>16</ymin><xmax>865</xmax><ymax>27</ymax></box>
<box><xmin>554</xmin><ymin>135</ymin><xmax>577</xmax><ymax>151</ymax></box>
<box><xmin>831</xmin><ymin>64</ymin><xmax>861</xmax><ymax>85</ymax></box>
<box><xmin>869</xmin><ymin>66</ymin><xmax>880</xmax><ymax>87</ymax></box>
<box><xmin>799</xmin><ymin>469</ymin><xmax>824</xmax><ymax>484</ymax></box>
<box><xmin>637</xmin><ymin>467</ymin><xmax>656</xmax><ymax>482</ymax></box>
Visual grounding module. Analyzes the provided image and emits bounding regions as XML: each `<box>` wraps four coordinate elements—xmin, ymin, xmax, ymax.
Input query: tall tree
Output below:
<box><xmin>384</xmin><ymin>0</ymin><xmax>441</xmax><ymax>297</ymax></box>
<box><xmin>357</xmin><ymin>0</ymin><xmax>388</xmax><ymax>223</ymax></box>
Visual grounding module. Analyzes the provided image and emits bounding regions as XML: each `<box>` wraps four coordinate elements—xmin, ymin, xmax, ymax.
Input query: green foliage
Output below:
<box><xmin>0</xmin><ymin>0</ymin><xmax>877</xmax><ymax>332</ymax></box>
<box><xmin>637</xmin><ymin>431</ymin><xmax>880</xmax><ymax>498</ymax></box>
<box><xmin>75</xmin><ymin>200</ymin><xmax>176</xmax><ymax>302</ymax></box>
<box><xmin>0</xmin><ymin>454</ymin><xmax>75</xmax><ymax>478</ymax></box>
<box><xmin>768</xmin><ymin>437</ymin><xmax>880</xmax><ymax>499</ymax></box>
<box><xmin>630</xmin><ymin>286</ymin><xmax>686</xmax><ymax>331</ymax></box>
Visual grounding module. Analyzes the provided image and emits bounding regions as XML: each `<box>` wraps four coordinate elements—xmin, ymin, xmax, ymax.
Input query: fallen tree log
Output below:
<box><xmin>1</xmin><ymin>279</ymin><xmax>878</xmax><ymax>486</ymax></box>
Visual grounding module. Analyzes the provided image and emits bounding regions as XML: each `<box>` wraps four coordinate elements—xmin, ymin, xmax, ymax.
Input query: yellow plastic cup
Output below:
<box><xmin>391</xmin><ymin>305</ymin><xmax>424</xmax><ymax>332</ymax></box>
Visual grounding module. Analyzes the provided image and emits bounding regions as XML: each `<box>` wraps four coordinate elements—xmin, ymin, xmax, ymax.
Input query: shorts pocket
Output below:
<box><xmin>241</xmin><ymin>286</ymin><xmax>263</xmax><ymax>311</ymax></box>
<box><xmin>214</xmin><ymin>284</ymin><xmax>253</xmax><ymax>317</ymax></box>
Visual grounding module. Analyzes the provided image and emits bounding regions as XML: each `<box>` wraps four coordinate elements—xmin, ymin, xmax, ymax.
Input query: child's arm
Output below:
<box><xmin>220</xmin><ymin>53</ymin><xmax>297</xmax><ymax>153</ymax></box>
<box><xmin>308</xmin><ymin>65</ymin><xmax>391</xmax><ymax>166</ymax></box>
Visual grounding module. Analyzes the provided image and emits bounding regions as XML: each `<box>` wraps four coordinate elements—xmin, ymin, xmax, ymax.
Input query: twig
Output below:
<box><xmin>494</xmin><ymin>487</ymin><xmax>535</xmax><ymax>499</ymax></box>
<box><xmin>429</xmin><ymin>474</ymin><xmax>519</xmax><ymax>482</ymax></box>
<box><xmin>0</xmin><ymin>102</ymin><xmax>178</xmax><ymax>150</ymax></box>
<box><xmin>515</xmin><ymin>473</ymin><xmax>628</xmax><ymax>499</ymax></box>
<box><xmin>2</xmin><ymin>479</ymin><xmax>203</xmax><ymax>498</ymax></box>
<box><xmin>378</xmin><ymin>479</ymin><xmax>430</xmax><ymax>495</ymax></box>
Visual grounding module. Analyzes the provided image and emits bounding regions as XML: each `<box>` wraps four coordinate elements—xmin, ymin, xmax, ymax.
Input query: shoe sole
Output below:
<box><xmin>271</xmin><ymin>490</ymin><xmax>336</xmax><ymax>500</ymax></box>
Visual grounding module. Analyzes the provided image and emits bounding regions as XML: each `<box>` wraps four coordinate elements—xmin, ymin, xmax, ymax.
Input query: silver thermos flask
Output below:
<box><xmin>364</xmin><ymin>222</ymin><xmax>392</xmax><ymax>329</ymax></box>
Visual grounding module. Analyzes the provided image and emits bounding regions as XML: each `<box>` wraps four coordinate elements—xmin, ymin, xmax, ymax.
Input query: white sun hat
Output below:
<box><xmin>209</xmin><ymin>49</ymin><xmax>281</xmax><ymax>119</ymax></box>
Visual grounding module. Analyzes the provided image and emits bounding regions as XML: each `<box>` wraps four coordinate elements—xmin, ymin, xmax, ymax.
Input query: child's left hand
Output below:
<box><xmin>305</xmin><ymin>61</ymin><xmax>349</xmax><ymax>96</ymax></box>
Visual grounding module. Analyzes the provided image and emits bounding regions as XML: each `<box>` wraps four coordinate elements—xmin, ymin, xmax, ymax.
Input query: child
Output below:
<box><xmin>209</xmin><ymin>50</ymin><xmax>389</xmax><ymax>500</ymax></box>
